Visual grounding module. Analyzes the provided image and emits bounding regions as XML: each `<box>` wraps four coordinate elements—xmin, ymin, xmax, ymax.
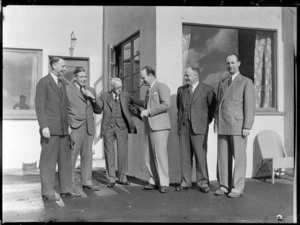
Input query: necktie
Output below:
<box><xmin>80</xmin><ymin>86</ymin><xmax>87</xmax><ymax>99</ymax></box>
<box><xmin>115</xmin><ymin>94</ymin><xmax>119</xmax><ymax>102</ymax></box>
<box><xmin>228</xmin><ymin>76</ymin><xmax>232</xmax><ymax>87</ymax></box>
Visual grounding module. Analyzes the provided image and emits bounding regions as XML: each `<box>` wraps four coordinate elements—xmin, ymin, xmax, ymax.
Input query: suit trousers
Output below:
<box><xmin>145</xmin><ymin>120</ymin><xmax>170</xmax><ymax>187</ymax></box>
<box><xmin>217</xmin><ymin>135</ymin><xmax>248</xmax><ymax>194</ymax></box>
<box><xmin>103</xmin><ymin>124</ymin><xmax>129</xmax><ymax>183</ymax></box>
<box><xmin>179</xmin><ymin>121</ymin><xmax>209</xmax><ymax>188</ymax></box>
<box><xmin>71</xmin><ymin>121</ymin><xmax>94</xmax><ymax>187</ymax></box>
<box><xmin>39</xmin><ymin>135</ymin><xmax>73</xmax><ymax>196</ymax></box>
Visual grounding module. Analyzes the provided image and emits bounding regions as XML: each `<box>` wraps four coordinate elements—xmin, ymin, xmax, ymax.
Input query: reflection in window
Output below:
<box><xmin>182</xmin><ymin>25</ymin><xmax>276</xmax><ymax>110</ymax></box>
<box><xmin>3</xmin><ymin>48</ymin><xmax>42</xmax><ymax>112</ymax></box>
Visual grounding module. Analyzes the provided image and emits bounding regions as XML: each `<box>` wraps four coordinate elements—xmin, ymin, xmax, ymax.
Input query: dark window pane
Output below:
<box><xmin>123</xmin><ymin>62</ymin><xmax>132</xmax><ymax>77</ymax></box>
<box><xmin>133</xmin><ymin>37</ymin><xmax>140</xmax><ymax>56</ymax></box>
<box><xmin>124</xmin><ymin>76</ymin><xmax>132</xmax><ymax>93</ymax></box>
<box><xmin>123</xmin><ymin>42</ymin><xmax>131</xmax><ymax>61</ymax></box>
<box><xmin>133</xmin><ymin>55</ymin><xmax>140</xmax><ymax>74</ymax></box>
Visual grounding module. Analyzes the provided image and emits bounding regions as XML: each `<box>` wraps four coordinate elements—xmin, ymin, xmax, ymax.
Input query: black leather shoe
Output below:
<box><xmin>60</xmin><ymin>192</ymin><xmax>81</xmax><ymax>197</ymax></box>
<box><xmin>82</xmin><ymin>185</ymin><xmax>99</xmax><ymax>191</ymax></box>
<box><xmin>144</xmin><ymin>184</ymin><xmax>157</xmax><ymax>190</ymax></box>
<box><xmin>107</xmin><ymin>183</ymin><xmax>115</xmax><ymax>188</ymax></box>
<box><xmin>160</xmin><ymin>186</ymin><xmax>168</xmax><ymax>193</ymax></box>
<box><xmin>199</xmin><ymin>187</ymin><xmax>210</xmax><ymax>193</ymax></box>
<box><xmin>117</xmin><ymin>181</ymin><xmax>130</xmax><ymax>185</ymax></box>
<box><xmin>42</xmin><ymin>195</ymin><xmax>60</xmax><ymax>202</ymax></box>
<box><xmin>175</xmin><ymin>186</ymin><xmax>191</xmax><ymax>191</ymax></box>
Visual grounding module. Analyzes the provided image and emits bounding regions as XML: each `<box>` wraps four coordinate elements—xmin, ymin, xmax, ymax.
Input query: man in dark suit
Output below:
<box><xmin>65</xmin><ymin>67</ymin><xmax>101</xmax><ymax>192</ymax></box>
<box><xmin>130</xmin><ymin>66</ymin><xmax>171</xmax><ymax>193</ymax></box>
<box><xmin>97</xmin><ymin>78</ymin><xmax>137</xmax><ymax>188</ymax></box>
<box><xmin>176</xmin><ymin>66</ymin><xmax>216</xmax><ymax>193</ymax></box>
<box><xmin>214</xmin><ymin>54</ymin><xmax>255</xmax><ymax>198</ymax></box>
<box><xmin>35</xmin><ymin>57</ymin><xmax>80</xmax><ymax>202</ymax></box>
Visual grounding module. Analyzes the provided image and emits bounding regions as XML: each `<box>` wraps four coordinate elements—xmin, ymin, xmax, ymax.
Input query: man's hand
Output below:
<box><xmin>242</xmin><ymin>129</ymin><xmax>250</xmax><ymax>138</ymax></box>
<box><xmin>82</xmin><ymin>89</ymin><xmax>95</xmax><ymax>101</ymax></box>
<box><xmin>42</xmin><ymin>127</ymin><xmax>50</xmax><ymax>138</ymax></box>
<box><xmin>141</xmin><ymin>109</ymin><xmax>150</xmax><ymax>118</ymax></box>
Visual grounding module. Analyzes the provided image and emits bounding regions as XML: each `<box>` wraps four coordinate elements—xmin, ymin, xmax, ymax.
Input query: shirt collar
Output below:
<box><xmin>74</xmin><ymin>82</ymin><xmax>81</xmax><ymax>89</ymax></box>
<box><xmin>50</xmin><ymin>72</ymin><xmax>58</xmax><ymax>84</ymax></box>
<box><xmin>229</xmin><ymin>72</ymin><xmax>239</xmax><ymax>81</ymax></box>
<box><xmin>191</xmin><ymin>81</ymin><xmax>199</xmax><ymax>92</ymax></box>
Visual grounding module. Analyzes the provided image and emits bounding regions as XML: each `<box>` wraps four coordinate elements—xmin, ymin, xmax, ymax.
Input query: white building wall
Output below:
<box><xmin>156</xmin><ymin>7</ymin><xmax>285</xmax><ymax>181</ymax></box>
<box><xmin>3</xmin><ymin>6</ymin><xmax>104</xmax><ymax>169</ymax></box>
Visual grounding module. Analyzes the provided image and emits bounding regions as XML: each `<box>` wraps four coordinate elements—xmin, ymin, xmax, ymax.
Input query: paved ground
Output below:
<box><xmin>2</xmin><ymin>168</ymin><xmax>296</xmax><ymax>223</ymax></box>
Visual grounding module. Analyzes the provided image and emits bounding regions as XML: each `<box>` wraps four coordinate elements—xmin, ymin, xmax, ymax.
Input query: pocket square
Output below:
<box><xmin>152</xmin><ymin>92</ymin><xmax>158</xmax><ymax>95</ymax></box>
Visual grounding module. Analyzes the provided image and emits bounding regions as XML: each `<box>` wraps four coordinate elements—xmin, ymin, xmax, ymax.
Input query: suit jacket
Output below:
<box><xmin>131</xmin><ymin>80</ymin><xmax>171</xmax><ymax>131</ymax></box>
<box><xmin>98</xmin><ymin>91</ymin><xmax>137</xmax><ymax>137</ymax></box>
<box><xmin>177</xmin><ymin>82</ymin><xmax>216</xmax><ymax>135</ymax></box>
<box><xmin>65</xmin><ymin>81</ymin><xmax>101</xmax><ymax>135</ymax></box>
<box><xmin>214</xmin><ymin>73</ymin><xmax>255</xmax><ymax>135</ymax></box>
<box><xmin>35</xmin><ymin>74</ymin><xmax>69</xmax><ymax>135</ymax></box>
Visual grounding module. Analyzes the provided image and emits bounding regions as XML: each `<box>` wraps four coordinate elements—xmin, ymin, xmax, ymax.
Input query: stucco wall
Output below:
<box><xmin>155</xmin><ymin>7</ymin><xmax>289</xmax><ymax>181</ymax></box>
<box><xmin>103</xmin><ymin>6</ymin><xmax>156</xmax><ymax>180</ymax></box>
<box><xmin>3</xmin><ymin>6</ymin><xmax>104</xmax><ymax>169</ymax></box>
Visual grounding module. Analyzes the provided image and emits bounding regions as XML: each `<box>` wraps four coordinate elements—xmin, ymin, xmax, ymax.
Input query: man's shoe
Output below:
<box><xmin>117</xmin><ymin>181</ymin><xmax>130</xmax><ymax>185</ymax></box>
<box><xmin>199</xmin><ymin>187</ymin><xmax>210</xmax><ymax>193</ymax></box>
<box><xmin>159</xmin><ymin>186</ymin><xmax>168</xmax><ymax>193</ymax></box>
<box><xmin>215</xmin><ymin>189</ymin><xmax>227</xmax><ymax>196</ymax></box>
<box><xmin>144</xmin><ymin>184</ymin><xmax>156</xmax><ymax>190</ymax></box>
<box><xmin>175</xmin><ymin>186</ymin><xmax>190</xmax><ymax>191</ymax></box>
<box><xmin>227</xmin><ymin>191</ymin><xmax>241</xmax><ymax>198</ymax></box>
<box><xmin>42</xmin><ymin>195</ymin><xmax>60</xmax><ymax>202</ymax></box>
<box><xmin>107</xmin><ymin>183</ymin><xmax>115</xmax><ymax>188</ymax></box>
<box><xmin>60</xmin><ymin>192</ymin><xmax>81</xmax><ymax>197</ymax></box>
<box><xmin>82</xmin><ymin>185</ymin><xmax>99</xmax><ymax>191</ymax></box>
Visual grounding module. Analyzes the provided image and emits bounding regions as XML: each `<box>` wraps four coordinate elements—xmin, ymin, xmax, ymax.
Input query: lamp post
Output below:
<box><xmin>69</xmin><ymin>31</ymin><xmax>77</xmax><ymax>57</ymax></box>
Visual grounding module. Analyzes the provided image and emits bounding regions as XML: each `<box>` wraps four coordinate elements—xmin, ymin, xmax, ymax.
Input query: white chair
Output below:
<box><xmin>255</xmin><ymin>130</ymin><xmax>294</xmax><ymax>184</ymax></box>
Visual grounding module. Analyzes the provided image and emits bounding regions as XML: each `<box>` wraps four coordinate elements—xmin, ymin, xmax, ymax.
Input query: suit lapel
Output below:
<box><xmin>221</xmin><ymin>73</ymin><xmax>242</xmax><ymax>103</ymax></box>
<box><xmin>106</xmin><ymin>92</ymin><xmax>113</xmax><ymax>110</ymax></box>
<box><xmin>181</xmin><ymin>86</ymin><xmax>188</xmax><ymax>108</ymax></box>
<box><xmin>71</xmin><ymin>82</ymin><xmax>86</xmax><ymax>102</ymax></box>
<box><xmin>48</xmin><ymin>74</ymin><xmax>61</xmax><ymax>97</ymax></box>
<box><xmin>147</xmin><ymin>81</ymin><xmax>158</xmax><ymax>108</ymax></box>
<box><xmin>192</xmin><ymin>83</ymin><xmax>203</xmax><ymax>103</ymax></box>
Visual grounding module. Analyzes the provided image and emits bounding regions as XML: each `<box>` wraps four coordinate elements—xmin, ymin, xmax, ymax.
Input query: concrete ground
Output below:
<box><xmin>3</xmin><ymin>168</ymin><xmax>296</xmax><ymax>223</ymax></box>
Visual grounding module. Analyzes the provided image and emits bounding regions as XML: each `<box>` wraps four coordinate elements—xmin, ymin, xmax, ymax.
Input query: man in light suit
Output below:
<box><xmin>214</xmin><ymin>54</ymin><xmax>255</xmax><ymax>198</ymax></box>
<box><xmin>130</xmin><ymin>66</ymin><xmax>171</xmax><ymax>193</ymax></box>
<box><xmin>35</xmin><ymin>57</ymin><xmax>80</xmax><ymax>202</ymax></box>
<box><xmin>65</xmin><ymin>67</ymin><xmax>101</xmax><ymax>192</ymax></box>
<box><xmin>98</xmin><ymin>78</ymin><xmax>137</xmax><ymax>188</ymax></box>
<box><xmin>176</xmin><ymin>67</ymin><xmax>216</xmax><ymax>193</ymax></box>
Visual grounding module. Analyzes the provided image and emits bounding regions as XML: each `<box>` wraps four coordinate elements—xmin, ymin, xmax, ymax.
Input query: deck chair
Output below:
<box><xmin>255</xmin><ymin>130</ymin><xmax>294</xmax><ymax>184</ymax></box>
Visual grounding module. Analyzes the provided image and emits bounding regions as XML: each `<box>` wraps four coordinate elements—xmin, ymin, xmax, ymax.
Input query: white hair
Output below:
<box><xmin>110</xmin><ymin>77</ymin><xmax>122</xmax><ymax>87</ymax></box>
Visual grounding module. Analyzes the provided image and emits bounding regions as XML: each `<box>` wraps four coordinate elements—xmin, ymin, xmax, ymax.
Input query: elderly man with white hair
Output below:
<box><xmin>97</xmin><ymin>78</ymin><xmax>137</xmax><ymax>188</ymax></box>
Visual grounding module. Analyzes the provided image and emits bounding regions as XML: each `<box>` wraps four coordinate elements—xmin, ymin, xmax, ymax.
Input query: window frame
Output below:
<box><xmin>182</xmin><ymin>23</ymin><xmax>279</xmax><ymax>113</ymax></box>
<box><xmin>3</xmin><ymin>47</ymin><xmax>43</xmax><ymax>120</ymax></box>
<box><xmin>115</xmin><ymin>33</ymin><xmax>140</xmax><ymax>98</ymax></box>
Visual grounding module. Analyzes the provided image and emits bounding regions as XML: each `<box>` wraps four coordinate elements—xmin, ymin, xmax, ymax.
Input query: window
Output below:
<box><xmin>182</xmin><ymin>25</ymin><xmax>277</xmax><ymax>111</ymax></box>
<box><xmin>116</xmin><ymin>34</ymin><xmax>140</xmax><ymax>98</ymax></box>
<box><xmin>48</xmin><ymin>55</ymin><xmax>90</xmax><ymax>84</ymax></box>
<box><xmin>3</xmin><ymin>48</ymin><xmax>43</xmax><ymax>119</ymax></box>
